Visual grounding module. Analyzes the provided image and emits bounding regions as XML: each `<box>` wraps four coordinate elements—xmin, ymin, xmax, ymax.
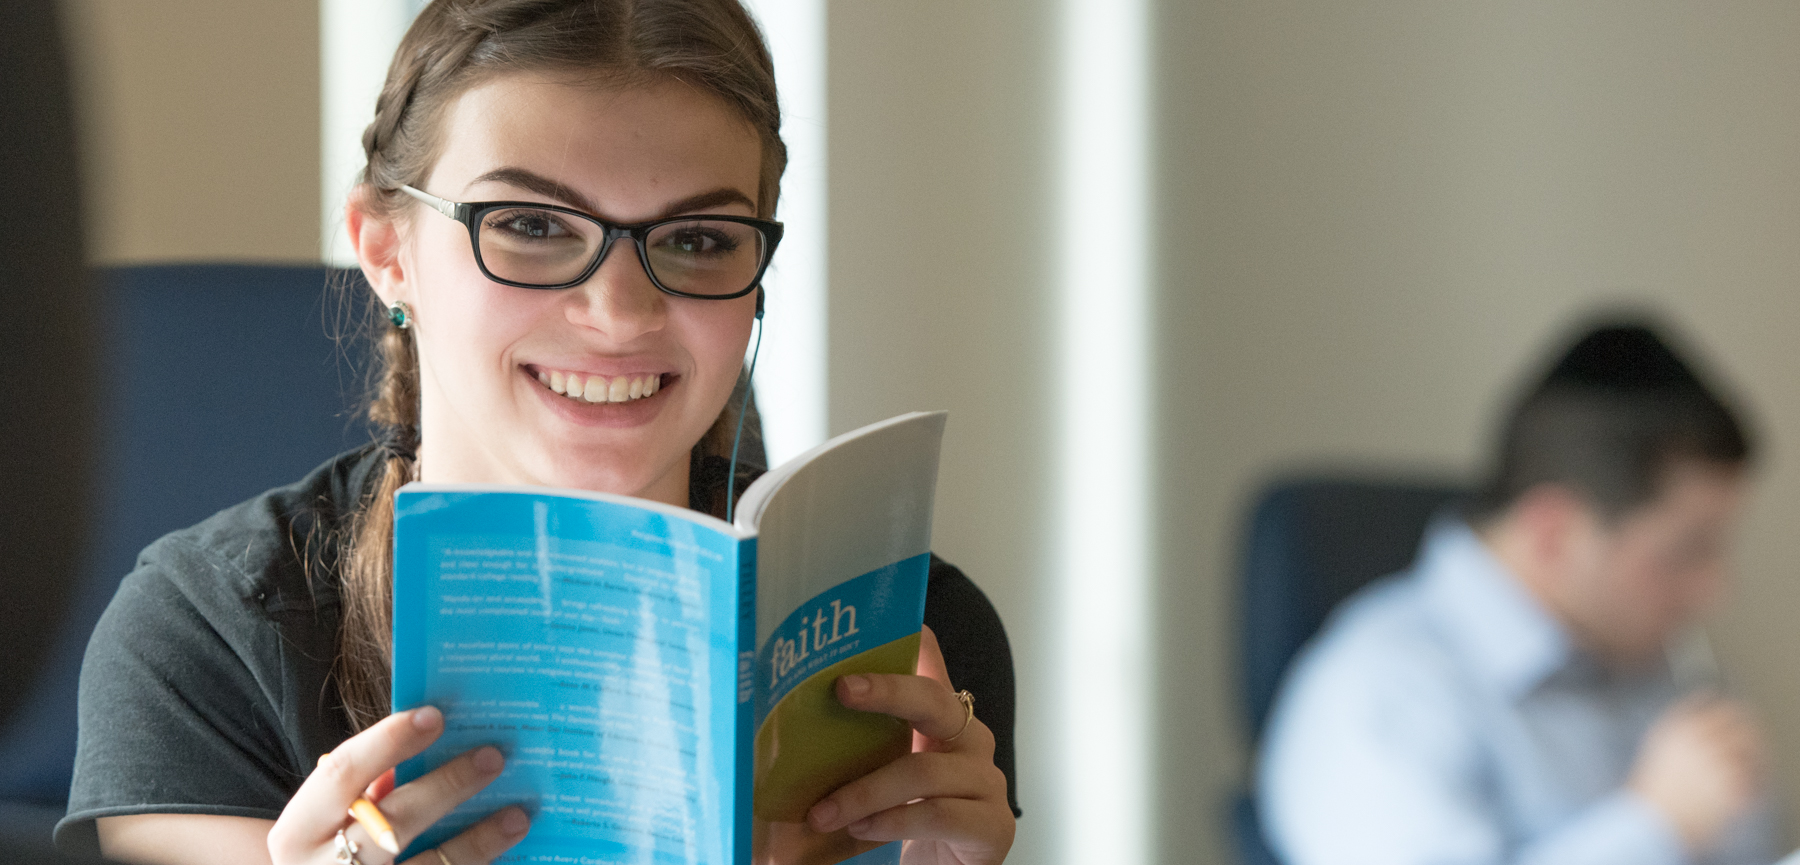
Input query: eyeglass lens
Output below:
<box><xmin>477</xmin><ymin>206</ymin><xmax>767</xmax><ymax>294</ymax></box>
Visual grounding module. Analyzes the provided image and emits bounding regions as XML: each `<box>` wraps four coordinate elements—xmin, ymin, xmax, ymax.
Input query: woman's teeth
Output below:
<box><xmin>537</xmin><ymin>369</ymin><xmax>662</xmax><ymax>404</ymax></box>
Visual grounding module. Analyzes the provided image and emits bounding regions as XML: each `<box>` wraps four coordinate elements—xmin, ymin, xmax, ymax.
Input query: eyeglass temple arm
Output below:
<box><xmin>399</xmin><ymin>185</ymin><xmax>460</xmax><ymax>221</ymax></box>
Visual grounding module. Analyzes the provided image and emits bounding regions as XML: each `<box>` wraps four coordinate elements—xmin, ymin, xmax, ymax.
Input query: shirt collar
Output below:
<box><xmin>1417</xmin><ymin>518</ymin><xmax>1575</xmax><ymax>698</ymax></box>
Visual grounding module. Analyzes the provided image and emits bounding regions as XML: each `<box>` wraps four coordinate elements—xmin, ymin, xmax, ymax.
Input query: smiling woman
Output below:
<box><xmin>55</xmin><ymin>3</ymin><xmax>1017</xmax><ymax>865</ymax></box>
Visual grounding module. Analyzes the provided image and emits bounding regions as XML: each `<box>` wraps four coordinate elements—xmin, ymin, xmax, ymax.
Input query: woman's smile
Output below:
<box><xmin>520</xmin><ymin>363</ymin><xmax>680</xmax><ymax>429</ymax></box>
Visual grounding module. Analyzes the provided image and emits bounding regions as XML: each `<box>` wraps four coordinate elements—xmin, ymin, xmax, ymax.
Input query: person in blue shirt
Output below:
<box><xmin>1259</xmin><ymin>322</ymin><xmax>1777</xmax><ymax>865</ymax></box>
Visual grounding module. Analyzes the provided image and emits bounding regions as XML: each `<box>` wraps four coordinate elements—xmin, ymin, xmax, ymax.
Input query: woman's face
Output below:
<box><xmin>364</xmin><ymin>72</ymin><xmax>764</xmax><ymax>505</ymax></box>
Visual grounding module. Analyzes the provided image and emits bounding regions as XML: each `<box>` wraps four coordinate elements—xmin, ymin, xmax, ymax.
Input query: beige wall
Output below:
<box><xmin>60</xmin><ymin>0</ymin><xmax>319</xmax><ymax>264</ymax></box>
<box><xmin>826</xmin><ymin>4</ymin><xmax>1059</xmax><ymax>862</ymax></box>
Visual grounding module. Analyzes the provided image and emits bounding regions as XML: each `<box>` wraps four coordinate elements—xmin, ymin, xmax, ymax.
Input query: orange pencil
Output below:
<box><xmin>348</xmin><ymin>796</ymin><xmax>400</xmax><ymax>854</ymax></box>
<box><xmin>320</xmin><ymin>754</ymin><xmax>401</xmax><ymax>854</ymax></box>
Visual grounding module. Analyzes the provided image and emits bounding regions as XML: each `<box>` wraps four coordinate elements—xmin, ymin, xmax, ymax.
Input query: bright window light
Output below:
<box><xmin>741</xmin><ymin>0</ymin><xmax>829</xmax><ymax>465</ymax></box>
<box><xmin>1057</xmin><ymin>0</ymin><xmax>1152</xmax><ymax>861</ymax></box>
<box><xmin>320</xmin><ymin>0</ymin><xmax>422</xmax><ymax>266</ymax></box>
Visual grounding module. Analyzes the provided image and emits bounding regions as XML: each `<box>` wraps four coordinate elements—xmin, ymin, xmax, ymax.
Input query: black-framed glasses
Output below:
<box><xmin>400</xmin><ymin>185</ymin><xmax>783</xmax><ymax>299</ymax></box>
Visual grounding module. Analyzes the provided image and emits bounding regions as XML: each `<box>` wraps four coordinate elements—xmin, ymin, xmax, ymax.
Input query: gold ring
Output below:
<box><xmin>435</xmin><ymin>849</ymin><xmax>457</xmax><ymax>865</ymax></box>
<box><xmin>941</xmin><ymin>689</ymin><xmax>976</xmax><ymax>743</ymax></box>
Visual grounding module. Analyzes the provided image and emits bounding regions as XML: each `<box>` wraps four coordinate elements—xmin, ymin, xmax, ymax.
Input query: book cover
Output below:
<box><xmin>392</xmin><ymin>411</ymin><xmax>946</xmax><ymax>865</ymax></box>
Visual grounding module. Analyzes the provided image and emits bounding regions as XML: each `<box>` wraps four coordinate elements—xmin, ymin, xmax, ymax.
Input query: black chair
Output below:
<box><xmin>0</xmin><ymin>0</ymin><xmax>91</xmax><ymax>730</ymax></box>
<box><xmin>1230</xmin><ymin>476</ymin><xmax>1467</xmax><ymax>865</ymax></box>
<box><xmin>0</xmin><ymin>265</ymin><xmax>375</xmax><ymax>858</ymax></box>
<box><xmin>2</xmin><ymin>1</ymin><xmax>103</xmax><ymax>860</ymax></box>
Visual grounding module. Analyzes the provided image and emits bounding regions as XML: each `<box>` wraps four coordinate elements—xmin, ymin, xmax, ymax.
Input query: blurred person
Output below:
<box><xmin>1258</xmin><ymin>322</ymin><xmax>1775</xmax><ymax>865</ymax></box>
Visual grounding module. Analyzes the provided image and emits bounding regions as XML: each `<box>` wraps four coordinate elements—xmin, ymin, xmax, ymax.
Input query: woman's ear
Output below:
<box><xmin>345</xmin><ymin>185</ymin><xmax>408</xmax><ymax>307</ymax></box>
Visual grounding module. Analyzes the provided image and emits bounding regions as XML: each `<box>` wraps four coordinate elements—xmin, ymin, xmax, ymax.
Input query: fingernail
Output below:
<box><xmin>474</xmin><ymin>746</ymin><xmax>504</xmax><ymax>773</ymax></box>
<box><xmin>810</xmin><ymin>800</ymin><xmax>838</xmax><ymax>829</ymax></box>
<box><xmin>847</xmin><ymin>817</ymin><xmax>873</xmax><ymax>836</ymax></box>
<box><xmin>412</xmin><ymin>706</ymin><xmax>443</xmax><ymax>730</ymax></box>
<box><xmin>841</xmin><ymin>675</ymin><xmax>870</xmax><ymax>697</ymax></box>
<box><xmin>501</xmin><ymin>807</ymin><xmax>530</xmax><ymax>835</ymax></box>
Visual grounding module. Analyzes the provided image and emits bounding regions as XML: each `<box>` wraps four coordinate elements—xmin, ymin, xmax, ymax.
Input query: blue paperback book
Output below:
<box><xmin>391</xmin><ymin>412</ymin><xmax>947</xmax><ymax>865</ymax></box>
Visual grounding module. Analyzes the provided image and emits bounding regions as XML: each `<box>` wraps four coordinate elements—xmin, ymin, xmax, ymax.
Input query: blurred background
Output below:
<box><xmin>16</xmin><ymin>1</ymin><xmax>1800</xmax><ymax>863</ymax></box>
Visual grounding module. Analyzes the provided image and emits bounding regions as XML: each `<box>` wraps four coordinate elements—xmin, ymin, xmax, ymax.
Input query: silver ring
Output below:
<box><xmin>435</xmin><ymin>849</ymin><xmax>457</xmax><ymax>865</ymax></box>
<box><xmin>334</xmin><ymin>828</ymin><xmax>365</xmax><ymax>865</ymax></box>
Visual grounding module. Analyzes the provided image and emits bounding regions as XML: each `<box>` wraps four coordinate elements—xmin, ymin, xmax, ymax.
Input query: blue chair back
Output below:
<box><xmin>0</xmin><ymin>265</ymin><xmax>373</xmax><ymax>816</ymax></box>
<box><xmin>1231</xmin><ymin>476</ymin><xmax>1466</xmax><ymax>865</ymax></box>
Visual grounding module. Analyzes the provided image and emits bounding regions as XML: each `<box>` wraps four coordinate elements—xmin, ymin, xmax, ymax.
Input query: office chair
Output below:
<box><xmin>1231</xmin><ymin>476</ymin><xmax>1466</xmax><ymax>865</ymax></box>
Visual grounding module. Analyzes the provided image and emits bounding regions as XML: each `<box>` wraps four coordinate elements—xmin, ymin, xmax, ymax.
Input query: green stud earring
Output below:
<box><xmin>386</xmin><ymin>301</ymin><xmax>412</xmax><ymax>330</ymax></box>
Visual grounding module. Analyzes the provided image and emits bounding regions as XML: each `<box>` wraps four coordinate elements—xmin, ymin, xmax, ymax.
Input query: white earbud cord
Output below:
<box><xmin>724</xmin><ymin>309</ymin><xmax>764</xmax><ymax>525</ymax></box>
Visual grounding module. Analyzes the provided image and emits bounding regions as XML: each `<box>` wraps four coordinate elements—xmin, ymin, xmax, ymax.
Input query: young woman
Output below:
<box><xmin>55</xmin><ymin>2</ymin><xmax>1017</xmax><ymax>863</ymax></box>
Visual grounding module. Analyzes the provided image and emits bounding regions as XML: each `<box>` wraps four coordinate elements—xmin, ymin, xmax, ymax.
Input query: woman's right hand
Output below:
<box><xmin>266</xmin><ymin>705</ymin><xmax>530</xmax><ymax>865</ymax></box>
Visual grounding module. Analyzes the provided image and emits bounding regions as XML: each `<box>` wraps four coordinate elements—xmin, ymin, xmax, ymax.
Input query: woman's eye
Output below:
<box><xmin>487</xmin><ymin>210</ymin><xmax>570</xmax><ymax>239</ymax></box>
<box><xmin>659</xmin><ymin>226</ymin><xmax>740</xmax><ymax>256</ymax></box>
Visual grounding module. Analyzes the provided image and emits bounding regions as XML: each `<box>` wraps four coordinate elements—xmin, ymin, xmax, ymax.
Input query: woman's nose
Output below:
<box><xmin>567</xmin><ymin>238</ymin><xmax>667</xmax><ymax>340</ymax></box>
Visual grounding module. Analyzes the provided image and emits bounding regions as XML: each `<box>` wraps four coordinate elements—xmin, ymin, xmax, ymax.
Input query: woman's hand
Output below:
<box><xmin>266</xmin><ymin>706</ymin><xmax>530</xmax><ymax>865</ymax></box>
<box><xmin>804</xmin><ymin>626</ymin><xmax>1015</xmax><ymax>865</ymax></box>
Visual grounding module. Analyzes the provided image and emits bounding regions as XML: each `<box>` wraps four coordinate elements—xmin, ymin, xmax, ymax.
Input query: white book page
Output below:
<box><xmin>734</xmin><ymin>411</ymin><xmax>945</xmax><ymax>646</ymax></box>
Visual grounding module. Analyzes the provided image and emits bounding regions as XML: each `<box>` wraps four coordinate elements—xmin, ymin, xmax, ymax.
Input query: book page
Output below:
<box><xmin>393</xmin><ymin>488</ymin><xmax>750</xmax><ymax>864</ymax></box>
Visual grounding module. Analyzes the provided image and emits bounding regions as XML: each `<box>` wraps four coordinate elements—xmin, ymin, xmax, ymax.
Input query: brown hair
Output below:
<box><xmin>335</xmin><ymin>0</ymin><xmax>786</xmax><ymax>732</ymax></box>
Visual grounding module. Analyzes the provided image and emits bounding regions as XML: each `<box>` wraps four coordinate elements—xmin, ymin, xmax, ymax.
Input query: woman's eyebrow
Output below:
<box><xmin>465</xmin><ymin>167</ymin><xmax>756</xmax><ymax>220</ymax></box>
<box><xmin>653</xmin><ymin>188</ymin><xmax>758</xmax><ymax>219</ymax></box>
<box><xmin>466</xmin><ymin>167</ymin><xmax>596</xmax><ymax>212</ymax></box>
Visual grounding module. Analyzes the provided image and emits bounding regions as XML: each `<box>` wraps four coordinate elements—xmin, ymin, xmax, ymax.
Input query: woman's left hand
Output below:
<box><xmin>804</xmin><ymin>625</ymin><xmax>1015</xmax><ymax>865</ymax></box>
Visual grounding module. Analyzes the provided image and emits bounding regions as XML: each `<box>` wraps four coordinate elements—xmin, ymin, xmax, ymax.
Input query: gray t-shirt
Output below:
<box><xmin>56</xmin><ymin>447</ymin><xmax>1018</xmax><ymax>857</ymax></box>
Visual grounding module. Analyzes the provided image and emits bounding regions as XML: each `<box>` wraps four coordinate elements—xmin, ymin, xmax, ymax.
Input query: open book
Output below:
<box><xmin>391</xmin><ymin>411</ymin><xmax>947</xmax><ymax>865</ymax></box>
